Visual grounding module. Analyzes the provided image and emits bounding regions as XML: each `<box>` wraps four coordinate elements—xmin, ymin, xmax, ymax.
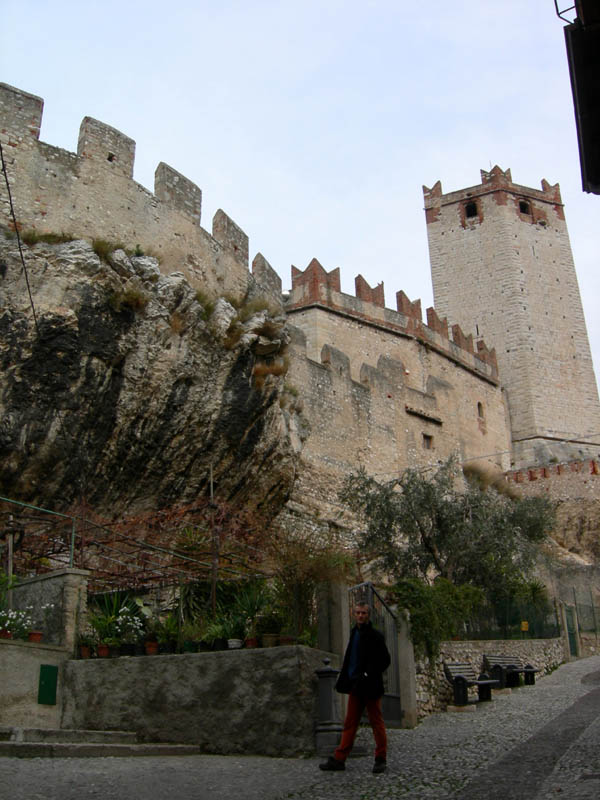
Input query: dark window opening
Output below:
<box><xmin>422</xmin><ymin>434</ymin><xmax>433</xmax><ymax>450</ymax></box>
<box><xmin>465</xmin><ymin>201</ymin><xmax>478</xmax><ymax>218</ymax></box>
<box><xmin>477</xmin><ymin>402</ymin><xmax>484</xmax><ymax>419</ymax></box>
<box><xmin>107</xmin><ymin>153</ymin><xmax>115</xmax><ymax>162</ymax></box>
<box><xmin>519</xmin><ymin>200</ymin><xmax>531</xmax><ymax>214</ymax></box>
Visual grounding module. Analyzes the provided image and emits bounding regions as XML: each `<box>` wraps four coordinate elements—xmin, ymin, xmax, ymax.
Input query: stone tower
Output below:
<box><xmin>424</xmin><ymin>166</ymin><xmax>600</xmax><ymax>468</ymax></box>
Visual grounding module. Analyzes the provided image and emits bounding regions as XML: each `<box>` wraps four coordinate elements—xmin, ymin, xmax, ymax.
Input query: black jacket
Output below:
<box><xmin>335</xmin><ymin>622</ymin><xmax>391</xmax><ymax>700</ymax></box>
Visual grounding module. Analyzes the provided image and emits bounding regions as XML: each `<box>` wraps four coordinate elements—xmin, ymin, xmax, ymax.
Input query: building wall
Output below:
<box><xmin>424</xmin><ymin>166</ymin><xmax>600</xmax><ymax>468</ymax></box>
<box><xmin>0</xmin><ymin>640</ymin><xmax>69</xmax><ymax>728</ymax></box>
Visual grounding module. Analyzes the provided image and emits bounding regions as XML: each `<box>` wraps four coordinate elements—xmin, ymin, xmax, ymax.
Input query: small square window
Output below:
<box><xmin>422</xmin><ymin>434</ymin><xmax>433</xmax><ymax>450</ymax></box>
<box><xmin>465</xmin><ymin>201</ymin><xmax>478</xmax><ymax>218</ymax></box>
<box><xmin>519</xmin><ymin>200</ymin><xmax>531</xmax><ymax>214</ymax></box>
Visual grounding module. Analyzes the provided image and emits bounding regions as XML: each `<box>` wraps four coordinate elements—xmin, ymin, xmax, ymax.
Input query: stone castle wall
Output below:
<box><xmin>506</xmin><ymin>459</ymin><xmax>600</xmax><ymax>563</ymax></box>
<box><xmin>0</xmin><ymin>82</ymin><xmax>274</xmax><ymax>300</ymax></box>
<box><xmin>284</xmin><ymin>264</ymin><xmax>512</xmax><ymax>531</ymax></box>
<box><xmin>424</xmin><ymin>166</ymin><xmax>600</xmax><ymax>469</ymax></box>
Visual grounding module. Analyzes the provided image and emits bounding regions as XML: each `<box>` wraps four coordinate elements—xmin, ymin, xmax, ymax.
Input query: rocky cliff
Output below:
<box><xmin>0</xmin><ymin>230</ymin><xmax>306</xmax><ymax>520</ymax></box>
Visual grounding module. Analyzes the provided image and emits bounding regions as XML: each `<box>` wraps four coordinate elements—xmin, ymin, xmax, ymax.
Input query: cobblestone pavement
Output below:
<box><xmin>1</xmin><ymin>655</ymin><xmax>600</xmax><ymax>800</ymax></box>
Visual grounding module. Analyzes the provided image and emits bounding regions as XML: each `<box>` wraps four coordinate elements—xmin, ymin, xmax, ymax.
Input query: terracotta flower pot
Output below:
<box><xmin>28</xmin><ymin>630</ymin><xmax>43</xmax><ymax>643</ymax></box>
<box><xmin>97</xmin><ymin>643</ymin><xmax>110</xmax><ymax>658</ymax></box>
<box><xmin>144</xmin><ymin>640</ymin><xmax>159</xmax><ymax>656</ymax></box>
<box><xmin>244</xmin><ymin>637</ymin><xmax>259</xmax><ymax>648</ymax></box>
<box><xmin>0</xmin><ymin>629</ymin><xmax>12</xmax><ymax>640</ymax></box>
<box><xmin>79</xmin><ymin>645</ymin><xmax>92</xmax><ymax>659</ymax></box>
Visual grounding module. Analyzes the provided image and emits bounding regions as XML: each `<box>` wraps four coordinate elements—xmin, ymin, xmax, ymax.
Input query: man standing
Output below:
<box><xmin>319</xmin><ymin>601</ymin><xmax>391</xmax><ymax>774</ymax></box>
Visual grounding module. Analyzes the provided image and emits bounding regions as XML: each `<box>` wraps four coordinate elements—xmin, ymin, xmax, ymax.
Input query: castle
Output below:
<box><xmin>2</xmin><ymin>81</ymin><xmax>600</xmax><ymax>554</ymax></box>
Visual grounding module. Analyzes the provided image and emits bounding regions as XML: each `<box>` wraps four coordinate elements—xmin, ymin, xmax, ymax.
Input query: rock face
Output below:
<box><xmin>0</xmin><ymin>233</ymin><xmax>304</xmax><ymax>518</ymax></box>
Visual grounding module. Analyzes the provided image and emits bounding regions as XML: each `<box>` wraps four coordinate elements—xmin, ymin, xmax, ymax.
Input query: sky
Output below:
<box><xmin>2</xmin><ymin>0</ymin><xmax>598</xmax><ymax>386</ymax></box>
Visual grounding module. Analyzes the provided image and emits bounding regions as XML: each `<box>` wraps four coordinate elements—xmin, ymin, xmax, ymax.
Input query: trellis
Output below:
<box><xmin>0</xmin><ymin>495</ymin><xmax>268</xmax><ymax>593</ymax></box>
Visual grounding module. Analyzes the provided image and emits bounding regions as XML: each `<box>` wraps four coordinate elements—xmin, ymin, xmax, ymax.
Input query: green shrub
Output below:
<box><xmin>108</xmin><ymin>288</ymin><xmax>148</xmax><ymax>313</ymax></box>
<box><xmin>195</xmin><ymin>290</ymin><xmax>215</xmax><ymax>321</ymax></box>
<box><xmin>92</xmin><ymin>238</ymin><xmax>126</xmax><ymax>262</ymax></box>
<box><xmin>392</xmin><ymin>578</ymin><xmax>485</xmax><ymax>659</ymax></box>
<box><xmin>21</xmin><ymin>230</ymin><xmax>75</xmax><ymax>246</ymax></box>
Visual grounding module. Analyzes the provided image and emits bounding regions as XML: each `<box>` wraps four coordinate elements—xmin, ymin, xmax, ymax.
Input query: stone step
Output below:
<box><xmin>0</xmin><ymin>742</ymin><xmax>201</xmax><ymax>759</ymax></box>
<box><xmin>0</xmin><ymin>727</ymin><xmax>138</xmax><ymax>744</ymax></box>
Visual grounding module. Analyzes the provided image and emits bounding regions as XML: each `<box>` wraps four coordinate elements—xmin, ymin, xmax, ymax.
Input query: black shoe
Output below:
<box><xmin>372</xmin><ymin>757</ymin><xmax>387</xmax><ymax>774</ymax></box>
<box><xmin>319</xmin><ymin>756</ymin><xmax>345</xmax><ymax>771</ymax></box>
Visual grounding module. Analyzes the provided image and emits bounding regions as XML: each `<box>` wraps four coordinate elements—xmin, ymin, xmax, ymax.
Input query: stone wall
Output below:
<box><xmin>415</xmin><ymin>638</ymin><xmax>568</xmax><ymax>717</ymax></box>
<box><xmin>0</xmin><ymin>639</ymin><xmax>70</xmax><ymax>728</ymax></box>
<box><xmin>506</xmin><ymin>460</ymin><xmax>600</xmax><ymax>563</ymax></box>
<box><xmin>0</xmin><ymin>82</ymin><xmax>260</xmax><ymax>300</ymax></box>
<box><xmin>62</xmin><ymin>646</ymin><xmax>335</xmax><ymax>756</ymax></box>
<box><xmin>282</xmin><ymin>274</ymin><xmax>512</xmax><ymax>535</ymax></box>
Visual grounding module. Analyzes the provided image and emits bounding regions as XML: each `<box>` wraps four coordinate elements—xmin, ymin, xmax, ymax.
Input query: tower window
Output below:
<box><xmin>465</xmin><ymin>201</ymin><xmax>478</xmax><ymax>218</ymax></box>
<box><xmin>519</xmin><ymin>200</ymin><xmax>531</xmax><ymax>214</ymax></box>
<box><xmin>422</xmin><ymin>434</ymin><xmax>433</xmax><ymax>450</ymax></box>
<box><xmin>477</xmin><ymin>402</ymin><xmax>484</xmax><ymax>419</ymax></box>
<box><xmin>107</xmin><ymin>153</ymin><xmax>115</xmax><ymax>162</ymax></box>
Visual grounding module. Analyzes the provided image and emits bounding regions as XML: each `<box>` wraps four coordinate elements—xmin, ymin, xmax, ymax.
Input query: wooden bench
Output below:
<box><xmin>483</xmin><ymin>654</ymin><xmax>540</xmax><ymax>689</ymax></box>
<box><xmin>443</xmin><ymin>662</ymin><xmax>499</xmax><ymax>706</ymax></box>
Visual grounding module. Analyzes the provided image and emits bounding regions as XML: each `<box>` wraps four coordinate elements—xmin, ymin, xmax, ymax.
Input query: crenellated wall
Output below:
<box><xmin>506</xmin><ymin>459</ymin><xmax>600</xmax><ymax>564</ymax></box>
<box><xmin>0</xmin><ymin>82</ymin><xmax>275</xmax><ymax>300</ymax></box>
<box><xmin>287</xmin><ymin>258</ymin><xmax>498</xmax><ymax>381</ymax></box>
<box><xmin>284</xmin><ymin>284</ymin><xmax>512</xmax><ymax>530</ymax></box>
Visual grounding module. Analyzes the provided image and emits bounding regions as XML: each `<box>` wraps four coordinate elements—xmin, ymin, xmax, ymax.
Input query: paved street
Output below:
<box><xmin>1</xmin><ymin>655</ymin><xmax>600</xmax><ymax>799</ymax></box>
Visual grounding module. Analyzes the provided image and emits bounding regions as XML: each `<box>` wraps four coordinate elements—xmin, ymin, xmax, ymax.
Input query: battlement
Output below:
<box><xmin>423</xmin><ymin>165</ymin><xmax>565</xmax><ymax>224</ymax></box>
<box><xmin>0</xmin><ymin>82</ymin><xmax>256</xmax><ymax>297</ymax></box>
<box><xmin>287</xmin><ymin>258</ymin><xmax>498</xmax><ymax>381</ymax></box>
<box><xmin>507</xmin><ymin>459</ymin><xmax>600</xmax><ymax>484</ymax></box>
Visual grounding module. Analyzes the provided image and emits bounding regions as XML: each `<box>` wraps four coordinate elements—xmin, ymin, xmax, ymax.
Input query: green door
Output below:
<box><xmin>565</xmin><ymin>607</ymin><xmax>578</xmax><ymax>657</ymax></box>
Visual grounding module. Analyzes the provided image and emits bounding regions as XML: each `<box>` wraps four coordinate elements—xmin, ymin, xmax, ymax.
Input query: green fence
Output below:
<box><xmin>456</xmin><ymin>600</ymin><xmax>561</xmax><ymax>641</ymax></box>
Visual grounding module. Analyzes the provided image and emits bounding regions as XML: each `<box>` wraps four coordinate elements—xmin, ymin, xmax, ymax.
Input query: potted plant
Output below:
<box><xmin>201</xmin><ymin>619</ymin><xmax>228</xmax><ymax>651</ymax></box>
<box><xmin>157</xmin><ymin>612</ymin><xmax>179</xmax><ymax>653</ymax></box>
<box><xmin>221</xmin><ymin>613</ymin><xmax>246</xmax><ymax>649</ymax></box>
<box><xmin>77</xmin><ymin>631</ymin><xmax>96</xmax><ymax>659</ymax></box>
<box><xmin>181</xmin><ymin>618</ymin><xmax>204</xmax><ymax>652</ymax></box>
<box><xmin>114</xmin><ymin>606</ymin><xmax>145</xmax><ymax>656</ymax></box>
<box><xmin>89</xmin><ymin>607</ymin><xmax>118</xmax><ymax>657</ymax></box>
<box><xmin>143</xmin><ymin>617</ymin><xmax>160</xmax><ymax>655</ymax></box>
<box><xmin>4</xmin><ymin>607</ymin><xmax>35</xmax><ymax>641</ymax></box>
<box><xmin>256</xmin><ymin>609</ymin><xmax>284</xmax><ymax>647</ymax></box>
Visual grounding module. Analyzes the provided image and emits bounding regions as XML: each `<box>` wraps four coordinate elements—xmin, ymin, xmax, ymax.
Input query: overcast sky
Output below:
<box><xmin>2</xmin><ymin>1</ymin><xmax>598</xmax><ymax>387</ymax></box>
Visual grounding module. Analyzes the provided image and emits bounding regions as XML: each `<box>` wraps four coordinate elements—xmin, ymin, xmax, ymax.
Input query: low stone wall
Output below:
<box><xmin>415</xmin><ymin>638</ymin><xmax>568</xmax><ymax>717</ymax></box>
<box><xmin>62</xmin><ymin>646</ymin><xmax>337</xmax><ymax>756</ymax></box>
<box><xmin>11</xmin><ymin>569</ymin><xmax>89</xmax><ymax>653</ymax></box>
<box><xmin>0</xmin><ymin>639</ymin><xmax>70</xmax><ymax>728</ymax></box>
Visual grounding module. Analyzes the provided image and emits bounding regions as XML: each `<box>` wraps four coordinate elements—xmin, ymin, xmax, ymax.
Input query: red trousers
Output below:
<box><xmin>334</xmin><ymin>692</ymin><xmax>387</xmax><ymax>762</ymax></box>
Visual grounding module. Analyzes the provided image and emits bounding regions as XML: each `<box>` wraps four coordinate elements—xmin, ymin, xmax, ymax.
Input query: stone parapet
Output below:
<box><xmin>0</xmin><ymin>82</ymin><xmax>252</xmax><ymax>299</ymax></box>
<box><xmin>287</xmin><ymin>259</ymin><xmax>498</xmax><ymax>382</ymax></box>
